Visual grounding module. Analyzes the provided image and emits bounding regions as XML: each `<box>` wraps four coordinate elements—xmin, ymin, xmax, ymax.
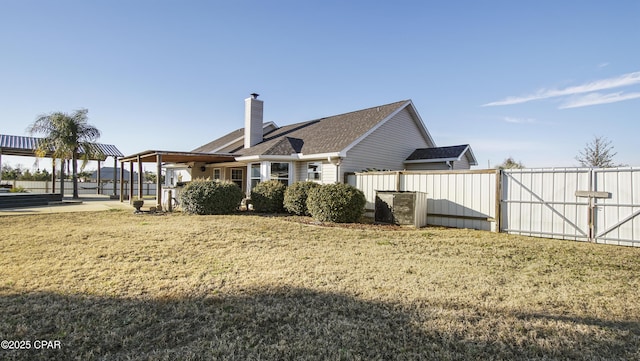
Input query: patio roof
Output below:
<box><xmin>119</xmin><ymin>150</ymin><xmax>235</xmax><ymax>164</ymax></box>
<box><xmin>0</xmin><ymin>134</ymin><xmax>123</xmax><ymax>159</ymax></box>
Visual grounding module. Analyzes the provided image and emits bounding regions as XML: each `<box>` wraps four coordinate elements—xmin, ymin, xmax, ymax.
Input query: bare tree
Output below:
<box><xmin>576</xmin><ymin>136</ymin><xmax>623</xmax><ymax>168</ymax></box>
<box><xmin>496</xmin><ymin>157</ymin><xmax>525</xmax><ymax>169</ymax></box>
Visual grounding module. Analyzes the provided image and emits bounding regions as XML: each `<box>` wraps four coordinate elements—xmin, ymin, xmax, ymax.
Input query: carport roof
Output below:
<box><xmin>119</xmin><ymin>150</ymin><xmax>235</xmax><ymax>163</ymax></box>
<box><xmin>0</xmin><ymin>134</ymin><xmax>123</xmax><ymax>159</ymax></box>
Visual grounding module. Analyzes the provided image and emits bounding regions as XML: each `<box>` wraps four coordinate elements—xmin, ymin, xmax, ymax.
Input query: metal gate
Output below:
<box><xmin>501</xmin><ymin>168</ymin><xmax>640</xmax><ymax>246</ymax></box>
<box><xmin>592</xmin><ymin>168</ymin><xmax>640</xmax><ymax>246</ymax></box>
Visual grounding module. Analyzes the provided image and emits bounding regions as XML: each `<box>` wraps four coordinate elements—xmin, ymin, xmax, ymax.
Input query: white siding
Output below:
<box><xmin>340</xmin><ymin>108</ymin><xmax>433</xmax><ymax>179</ymax></box>
<box><xmin>405</xmin><ymin>162</ymin><xmax>450</xmax><ymax>171</ymax></box>
<box><xmin>453</xmin><ymin>157</ymin><xmax>471</xmax><ymax>170</ymax></box>
<box><xmin>323</xmin><ymin>162</ymin><xmax>337</xmax><ymax>183</ymax></box>
<box><xmin>292</xmin><ymin>160</ymin><xmax>336</xmax><ymax>184</ymax></box>
<box><xmin>294</xmin><ymin>162</ymin><xmax>305</xmax><ymax>183</ymax></box>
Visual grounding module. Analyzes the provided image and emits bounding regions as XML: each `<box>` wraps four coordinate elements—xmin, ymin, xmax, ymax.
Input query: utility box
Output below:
<box><xmin>375</xmin><ymin>191</ymin><xmax>428</xmax><ymax>227</ymax></box>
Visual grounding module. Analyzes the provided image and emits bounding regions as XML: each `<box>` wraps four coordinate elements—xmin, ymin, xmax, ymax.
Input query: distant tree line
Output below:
<box><xmin>1</xmin><ymin>165</ymin><xmax>52</xmax><ymax>181</ymax></box>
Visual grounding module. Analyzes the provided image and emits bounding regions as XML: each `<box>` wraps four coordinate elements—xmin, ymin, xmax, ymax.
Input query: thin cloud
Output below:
<box><xmin>598</xmin><ymin>62</ymin><xmax>610</xmax><ymax>68</ymax></box>
<box><xmin>483</xmin><ymin>71</ymin><xmax>640</xmax><ymax>106</ymax></box>
<box><xmin>559</xmin><ymin>91</ymin><xmax>640</xmax><ymax>109</ymax></box>
<box><xmin>503</xmin><ymin>116</ymin><xmax>536</xmax><ymax>124</ymax></box>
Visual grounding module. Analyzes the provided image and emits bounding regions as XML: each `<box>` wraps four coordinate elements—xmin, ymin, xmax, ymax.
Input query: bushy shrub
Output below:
<box><xmin>284</xmin><ymin>181</ymin><xmax>320</xmax><ymax>216</ymax></box>
<box><xmin>250</xmin><ymin>180</ymin><xmax>286</xmax><ymax>213</ymax></box>
<box><xmin>180</xmin><ymin>180</ymin><xmax>243</xmax><ymax>215</ymax></box>
<box><xmin>307</xmin><ymin>183</ymin><xmax>366</xmax><ymax>223</ymax></box>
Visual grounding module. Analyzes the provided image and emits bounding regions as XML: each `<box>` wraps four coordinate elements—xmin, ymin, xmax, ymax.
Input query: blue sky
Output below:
<box><xmin>1</xmin><ymin>0</ymin><xmax>638</xmax><ymax>170</ymax></box>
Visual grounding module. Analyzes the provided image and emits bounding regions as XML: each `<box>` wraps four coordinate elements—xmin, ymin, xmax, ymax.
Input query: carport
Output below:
<box><xmin>0</xmin><ymin>134</ymin><xmax>124</xmax><ymax>197</ymax></box>
<box><xmin>118</xmin><ymin>150</ymin><xmax>235</xmax><ymax>209</ymax></box>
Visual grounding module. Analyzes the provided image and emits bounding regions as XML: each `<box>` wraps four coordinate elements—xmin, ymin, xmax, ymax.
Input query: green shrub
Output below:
<box><xmin>180</xmin><ymin>180</ymin><xmax>243</xmax><ymax>215</ymax></box>
<box><xmin>250</xmin><ymin>180</ymin><xmax>287</xmax><ymax>213</ymax></box>
<box><xmin>9</xmin><ymin>186</ymin><xmax>28</xmax><ymax>193</ymax></box>
<box><xmin>284</xmin><ymin>181</ymin><xmax>320</xmax><ymax>216</ymax></box>
<box><xmin>307</xmin><ymin>183</ymin><xmax>366</xmax><ymax>223</ymax></box>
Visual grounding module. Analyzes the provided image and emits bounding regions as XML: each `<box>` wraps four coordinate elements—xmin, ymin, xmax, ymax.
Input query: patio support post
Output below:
<box><xmin>129</xmin><ymin>161</ymin><xmax>134</xmax><ymax>204</ymax></box>
<box><xmin>60</xmin><ymin>159</ymin><xmax>65</xmax><ymax>198</ymax></box>
<box><xmin>97</xmin><ymin>160</ymin><xmax>101</xmax><ymax>194</ymax></box>
<box><xmin>137</xmin><ymin>155</ymin><xmax>143</xmax><ymax>201</ymax></box>
<box><xmin>156</xmin><ymin>154</ymin><xmax>162</xmax><ymax>210</ymax></box>
<box><xmin>113</xmin><ymin>157</ymin><xmax>118</xmax><ymax>197</ymax></box>
<box><xmin>120</xmin><ymin>161</ymin><xmax>125</xmax><ymax>202</ymax></box>
<box><xmin>52</xmin><ymin>160</ymin><xmax>56</xmax><ymax>193</ymax></box>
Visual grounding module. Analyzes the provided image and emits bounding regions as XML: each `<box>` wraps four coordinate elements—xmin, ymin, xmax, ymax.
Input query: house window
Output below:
<box><xmin>307</xmin><ymin>162</ymin><xmax>322</xmax><ymax>181</ymax></box>
<box><xmin>231</xmin><ymin>168</ymin><xmax>244</xmax><ymax>190</ymax></box>
<box><xmin>250</xmin><ymin>163</ymin><xmax>261</xmax><ymax>190</ymax></box>
<box><xmin>270</xmin><ymin>162</ymin><xmax>290</xmax><ymax>186</ymax></box>
<box><xmin>213</xmin><ymin>168</ymin><xmax>221</xmax><ymax>180</ymax></box>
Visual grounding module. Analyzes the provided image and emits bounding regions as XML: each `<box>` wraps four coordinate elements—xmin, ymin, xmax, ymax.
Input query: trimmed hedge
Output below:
<box><xmin>284</xmin><ymin>181</ymin><xmax>320</xmax><ymax>216</ymax></box>
<box><xmin>250</xmin><ymin>180</ymin><xmax>287</xmax><ymax>213</ymax></box>
<box><xmin>307</xmin><ymin>183</ymin><xmax>366</xmax><ymax>223</ymax></box>
<box><xmin>180</xmin><ymin>180</ymin><xmax>244</xmax><ymax>215</ymax></box>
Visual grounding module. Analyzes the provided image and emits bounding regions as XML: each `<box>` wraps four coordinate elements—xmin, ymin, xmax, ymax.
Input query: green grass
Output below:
<box><xmin>0</xmin><ymin>211</ymin><xmax>639</xmax><ymax>360</ymax></box>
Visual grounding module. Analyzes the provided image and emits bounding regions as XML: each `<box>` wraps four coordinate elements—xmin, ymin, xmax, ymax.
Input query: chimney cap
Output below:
<box><xmin>250</xmin><ymin>93</ymin><xmax>259</xmax><ymax>99</ymax></box>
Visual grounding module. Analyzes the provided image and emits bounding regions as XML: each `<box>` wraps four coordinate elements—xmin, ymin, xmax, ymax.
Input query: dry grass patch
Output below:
<box><xmin>1</xmin><ymin>211</ymin><xmax>639</xmax><ymax>360</ymax></box>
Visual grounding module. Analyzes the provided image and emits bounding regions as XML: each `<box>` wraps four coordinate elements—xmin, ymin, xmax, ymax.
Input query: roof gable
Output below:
<box><xmin>405</xmin><ymin>144</ymin><xmax>478</xmax><ymax>165</ymax></box>
<box><xmin>193</xmin><ymin>100</ymin><xmax>418</xmax><ymax>157</ymax></box>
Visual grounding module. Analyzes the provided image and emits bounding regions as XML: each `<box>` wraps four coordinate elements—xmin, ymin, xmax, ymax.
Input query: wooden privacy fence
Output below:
<box><xmin>347</xmin><ymin>167</ymin><xmax>640</xmax><ymax>247</ymax></box>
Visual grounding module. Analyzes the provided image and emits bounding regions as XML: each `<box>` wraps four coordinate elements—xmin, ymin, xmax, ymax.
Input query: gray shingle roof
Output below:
<box><xmin>406</xmin><ymin>145</ymin><xmax>470</xmax><ymax>161</ymax></box>
<box><xmin>192</xmin><ymin>100</ymin><xmax>409</xmax><ymax>156</ymax></box>
<box><xmin>191</xmin><ymin>128</ymin><xmax>245</xmax><ymax>153</ymax></box>
<box><xmin>0</xmin><ymin>134</ymin><xmax>124</xmax><ymax>158</ymax></box>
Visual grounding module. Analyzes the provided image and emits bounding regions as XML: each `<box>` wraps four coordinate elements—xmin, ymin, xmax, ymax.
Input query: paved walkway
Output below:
<box><xmin>0</xmin><ymin>195</ymin><xmax>137</xmax><ymax>215</ymax></box>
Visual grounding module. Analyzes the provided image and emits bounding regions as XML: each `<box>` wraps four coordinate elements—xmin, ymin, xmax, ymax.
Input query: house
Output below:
<box><xmin>91</xmin><ymin>167</ymin><xmax>136</xmax><ymax>182</ymax></box>
<box><xmin>164</xmin><ymin>93</ymin><xmax>477</xmax><ymax>194</ymax></box>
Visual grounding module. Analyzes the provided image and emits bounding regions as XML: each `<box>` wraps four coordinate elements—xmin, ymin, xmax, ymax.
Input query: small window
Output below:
<box><xmin>231</xmin><ymin>168</ymin><xmax>244</xmax><ymax>189</ymax></box>
<box><xmin>307</xmin><ymin>162</ymin><xmax>322</xmax><ymax>181</ymax></box>
<box><xmin>213</xmin><ymin>168</ymin><xmax>221</xmax><ymax>180</ymax></box>
<box><xmin>270</xmin><ymin>162</ymin><xmax>289</xmax><ymax>186</ymax></box>
<box><xmin>250</xmin><ymin>163</ymin><xmax>261</xmax><ymax>190</ymax></box>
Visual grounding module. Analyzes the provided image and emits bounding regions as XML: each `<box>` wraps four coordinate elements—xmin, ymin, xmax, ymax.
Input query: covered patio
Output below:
<box><xmin>118</xmin><ymin>150</ymin><xmax>235</xmax><ymax>210</ymax></box>
<box><xmin>0</xmin><ymin>134</ymin><xmax>124</xmax><ymax>197</ymax></box>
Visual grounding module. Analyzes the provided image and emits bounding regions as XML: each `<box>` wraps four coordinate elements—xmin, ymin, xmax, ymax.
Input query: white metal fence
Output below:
<box><xmin>347</xmin><ymin>170</ymin><xmax>498</xmax><ymax>231</ymax></box>
<box><xmin>1</xmin><ymin>180</ymin><xmax>157</xmax><ymax>196</ymax></box>
<box><xmin>503</xmin><ymin>168</ymin><xmax>640</xmax><ymax>246</ymax></box>
<box><xmin>348</xmin><ymin>167</ymin><xmax>640</xmax><ymax>247</ymax></box>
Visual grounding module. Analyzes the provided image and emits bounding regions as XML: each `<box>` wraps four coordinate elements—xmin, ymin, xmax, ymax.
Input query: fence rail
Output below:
<box><xmin>347</xmin><ymin>170</ymin><xmax>498</xmax><ymax>231</ymax></box>
<box><xmin>0</xmin><ymin>180</ymin><xmax>157</xmax><ymax>196</ymax></box>
<box><xmin>348</xmin><ymin>167</ymin><xmax>640</xmax><ymax>247</ymax></box>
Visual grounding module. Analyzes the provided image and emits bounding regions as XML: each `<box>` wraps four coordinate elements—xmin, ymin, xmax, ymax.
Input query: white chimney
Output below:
<box><xmin>244</xmin><ymin>93</ymin><xmax>264</xmax><ymax>148</ymax></box>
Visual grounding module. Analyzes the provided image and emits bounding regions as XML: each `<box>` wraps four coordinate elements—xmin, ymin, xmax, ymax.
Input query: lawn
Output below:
<box><xmin>1</xmin><ymin>210</ymin><xmax>639</xmax><ymax>360</ymax></box>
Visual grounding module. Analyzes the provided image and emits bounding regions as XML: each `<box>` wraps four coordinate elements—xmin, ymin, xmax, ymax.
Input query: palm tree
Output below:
<box><xmin>28</xmin><ymin>109</ymin><xmax>102</xmax><ymax>199</ymax></box>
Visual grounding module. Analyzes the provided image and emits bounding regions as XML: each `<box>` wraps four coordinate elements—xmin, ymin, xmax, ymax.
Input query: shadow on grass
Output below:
<box><xmin>1</xmin><ymin>287</ymin><xmax>638</xmax><ymax>360</ymax></box>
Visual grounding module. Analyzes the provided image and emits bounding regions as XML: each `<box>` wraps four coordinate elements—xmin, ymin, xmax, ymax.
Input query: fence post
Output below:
<box><xmin>395</xmin><ymin>171</ymin><xmax>401</xmax><ymax>191</ymax></box>
<box><xmin>495</xmin><ymin>169</ymin><xmax>502</xmax><ymax>233</ymax></box>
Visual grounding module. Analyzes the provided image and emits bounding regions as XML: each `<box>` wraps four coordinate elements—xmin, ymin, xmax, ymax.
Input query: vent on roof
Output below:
<box><xmin>244</xmin><ymin>93</ymin><xmax>264</xmax><ymax>148</ymax></box>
